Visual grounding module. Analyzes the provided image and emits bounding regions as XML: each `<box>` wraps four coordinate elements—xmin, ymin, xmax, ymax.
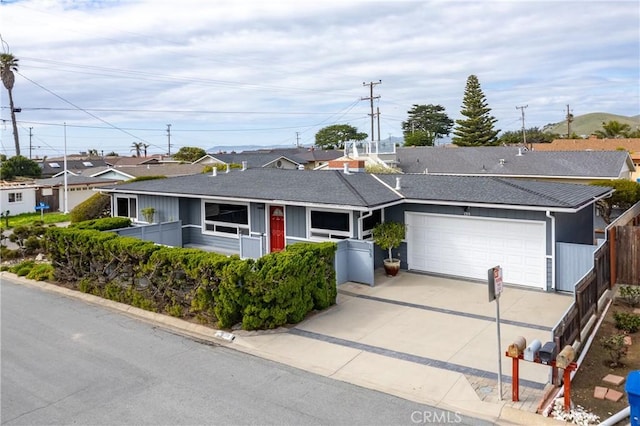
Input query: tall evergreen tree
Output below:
<box><xmin>402</xmin><ymin>104</ymin><xmax>453</xmax><ymax>147</ymax></box>
<box><xmin>452</xmin><ymin>75</ymin><xmax>499</xmax><ymax>146</ymax></box>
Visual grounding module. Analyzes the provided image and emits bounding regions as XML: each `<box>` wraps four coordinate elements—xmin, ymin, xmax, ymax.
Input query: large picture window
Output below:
<box><xmin>115</xmin><ymin>196</ymin><xmax>137</xmax><ymax>220</ymax></box>
<box><xmin>203</xmin><ymin>202</ymin><xmax>249</xmax><ymax>237</ymax></box>
<box><xmin>309</xmin><ymin>209</ymin><xmax>352</xmax><ymax>240</ymax></box>
<box><xmin>8</xmin><ymin>192</ymin><xmax>23</xmax><ymax>203</ymax></box>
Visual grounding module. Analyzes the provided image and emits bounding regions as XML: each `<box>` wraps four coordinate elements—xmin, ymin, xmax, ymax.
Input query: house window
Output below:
<box><xmin>8</xmin><ymin>192</ymin><xmax>23</xmax><ymax>203</ymax></box>
<box><xmin>309</xmin><ymin>209</ymin><xmax>352</xmax><ymax>240</ymax></box>
<box><xmin>115</xmin><ymin>196</ymin><xmax>137</xmax><ymax>220</ymax></box>
<box><xmin>362</xmin><ymin>209</ymin><xmax>382</xmax><ymax>239</ymax></box>
<box><xmin>203</xmin><ymin>202</ymin><xmax>249</xmax><ymax>237</ymax></box>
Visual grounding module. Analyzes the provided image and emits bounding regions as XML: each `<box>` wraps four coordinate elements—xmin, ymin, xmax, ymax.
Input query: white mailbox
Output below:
<box><xmin>524</xmin><ymin>339</ymin><xmax>542</xmax><ymax>362</ymax></box>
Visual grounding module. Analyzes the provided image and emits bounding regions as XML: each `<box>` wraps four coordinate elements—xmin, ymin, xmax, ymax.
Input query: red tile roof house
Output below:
<box><xmin>98</xmin><ymin>166</ymin><xmax>612</xmax><ymax>294</ymax></box>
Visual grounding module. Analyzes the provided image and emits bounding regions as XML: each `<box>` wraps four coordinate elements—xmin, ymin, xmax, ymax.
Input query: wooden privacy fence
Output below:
<box><xmin>615</xmin><ymin>225</ymin><xmax>640</xmax><ymax>285</ymax></box>
<box><xmin>553</xmin><ymin>241</ymin><xmax>610</xmax><ymax>351</ymax></box>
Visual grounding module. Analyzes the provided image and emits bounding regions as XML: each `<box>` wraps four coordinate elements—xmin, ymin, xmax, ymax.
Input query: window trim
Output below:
<box><xmin>307</xmin><ymin>208</ymin><xmax>353</xmax><ymax>241</ymax></box>
<box><xmin>114</xmin><ymin>195</ymin><xmax>138</xmax><ymax>221</ymax></box>
<box><xmin>361</xmin><ymin>209</ymin><xmax>383</xmax><ymax>240</ymax></box>
<box><xmin>7</xmin><ymin>192</ymin><xmax>23</xmax><ymax>203</ymax></box>
<box><xmin>201</xmin><ymin>200</ymin><xmax>250</xmax><ymax>239</ymax></box>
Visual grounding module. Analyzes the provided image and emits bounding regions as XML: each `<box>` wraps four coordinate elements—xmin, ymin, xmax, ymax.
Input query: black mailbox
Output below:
<box><xmin>539</xmin><ymin>342</ymin><xmax>557</xmax><ymax>365</ymax></box>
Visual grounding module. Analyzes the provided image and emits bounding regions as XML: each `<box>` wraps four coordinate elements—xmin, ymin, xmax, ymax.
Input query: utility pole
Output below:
<box><xmin>362</xmin><ymin>80</ymin><xmax>381</xmax><ymax>141</ymax></box>
<box><xmin>376</xmin><ymin>107</ymin><xmax>381</xmax><ymax>142</ymax></box>
<box><xmin>566</xmin><ymin>105</ymin><xmax>574</xmax><ymax>138</ymax></box>
<box><xmin>29</xmin><ymin>127</ymin><xmax>33</xmax><ymax>159</ymax></box>
<box><xmin>295</xmin><ymin>131</ymin><xmax>300</xmax><ymax>148</ymax></box>
<box><xmin>516</xmin><ymin>105</ymin><xmax>528</xmax><ymax>149</ymax></box>
<box><xmin>166</xmin><ymin>124</ymin><xmax>172</xmax><ymax>155</ymax></box>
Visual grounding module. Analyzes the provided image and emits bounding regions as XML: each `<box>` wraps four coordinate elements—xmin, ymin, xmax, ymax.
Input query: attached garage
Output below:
<box><xmin>406</xmin><ymin>213</ymin><xmax>546</xmax><ymax>289</ymax></box>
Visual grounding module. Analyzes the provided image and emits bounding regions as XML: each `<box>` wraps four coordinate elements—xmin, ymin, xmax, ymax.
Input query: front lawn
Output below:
<box><xmin>1</xmin><ymin>212</ymin><xmax>70</xmax><ymax>228</ymax></box>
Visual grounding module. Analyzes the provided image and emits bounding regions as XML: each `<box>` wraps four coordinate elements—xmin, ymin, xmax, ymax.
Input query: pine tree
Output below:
<box><xmin>452</xmin><ymin>75</ymin><xmax>500</xmax><ymax>146</ymax></box>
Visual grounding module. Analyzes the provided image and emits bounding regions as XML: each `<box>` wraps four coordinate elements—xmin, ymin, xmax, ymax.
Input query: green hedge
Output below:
<box><xmin>45</xmin><ymin>227</ymin><xmax>337</xmax><ymax>330</ymax></box>
<box><xmin>69</xmin><ymin>217</ymin><xmax>132</xmax><ymax>231</ymax></box>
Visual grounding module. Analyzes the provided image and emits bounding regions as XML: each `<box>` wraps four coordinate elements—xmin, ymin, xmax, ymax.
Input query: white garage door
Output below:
<box><xmin>406</xmin><ymin>213</ymin><xmax>546</xmax><ymax>289</ymax></box>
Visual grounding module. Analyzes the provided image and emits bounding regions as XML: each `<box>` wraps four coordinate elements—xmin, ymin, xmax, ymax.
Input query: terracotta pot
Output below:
<box><xmin>383</xmin><ymin>258</ymin><xmax>401</xmax><ymax>277</ymax></box>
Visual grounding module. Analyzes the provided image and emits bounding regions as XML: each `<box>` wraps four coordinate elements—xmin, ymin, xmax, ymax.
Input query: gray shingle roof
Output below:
<box><xmin>396</xmin><ymin>146</ymin><xmax>633</xmax><ymax>178</ymax></box>
<box><xmin>103</xmin><ymin>169</ymin><xmax>402</xmax><ymax>208</ymax></box>
<box><xmin>35</xmin><ymin>175</ymin><xmax>119</xmax><ymax>186</ymax></box>
<box><xmin>101</xmin><ymin>168</ymin><xmax>612</xmax><ymax>210</ymax></box>
<box><xmin>376</xmin><ymin>174</ymin><xmax>612</xmax><ymax>209</ymax></box>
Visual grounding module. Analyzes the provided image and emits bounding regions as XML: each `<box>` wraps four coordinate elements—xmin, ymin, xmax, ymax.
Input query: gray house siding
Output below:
<box><xmin>286</xmin><ymin>205</ymin><xmax>306</xmax><ymax>239</ymax></box>
<box><xmin>137</xmin><ymin>194</ymin><xmax>179</xmax><ymax>223</ymax></box>
<box><xmin>250</xmin><ymin>203</ymin><xmax>266</xmax><ymax>235</ymax></box>
<box><xmin>179</xmin><ymin>198</ymin><xmax>201</xmax><ymax>225</ymax></box>
<box><xmin>555</xmin><ymin>206</ymin><xmax>595</xmax><ymax>245</ymax></box>
<box><xmin>182</xmin><ymin>226</ymin><xmax>240</xmax><ymax>254</ymax></box>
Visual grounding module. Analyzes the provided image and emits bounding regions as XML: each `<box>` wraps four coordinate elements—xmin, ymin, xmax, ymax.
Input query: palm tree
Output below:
<box><xmin>131</xmin><ymin>141</ymin><xmax>143</xmax><ymax>157</ymax></box>
<box><xmin>142</xmin><ymin>143</ymin><xmax>150</xmax><ymax>157</ymax></box>
<box><xmin>593</xmin><ymin>120</ymin><xmax>632</xmax><ymax>139</ymax></box>
<box><xmin>1</xmin><ymin>53</ymin><xmax>20</xmax><ymax>156</ymax></box>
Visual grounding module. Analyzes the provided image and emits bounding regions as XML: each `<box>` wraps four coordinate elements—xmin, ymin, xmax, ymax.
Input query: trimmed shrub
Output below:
<box><xmin>619</xmin><ymin>285</ymin><xmax>640</xmax><ymax>307</ymax></box>
<box><xmin>69</xmin><ymin>193</ymin><xmax>111</xmax><ymax>223</ymax></box>
<box><xmin>70</xmin><ymin>217</ymin><xmax>132</xmax><ymax>231</ymax></box>
<box><xmin>26</xmin><ymin>263</ymin><xmax>55</xmax><ymax>281</ymax></box>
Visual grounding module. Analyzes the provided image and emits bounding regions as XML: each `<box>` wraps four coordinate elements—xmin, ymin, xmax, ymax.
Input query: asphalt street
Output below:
<box><xmin>0</xmin><ymin>277</ymin><xmax>491</xmax><ymax>426</ymax></box>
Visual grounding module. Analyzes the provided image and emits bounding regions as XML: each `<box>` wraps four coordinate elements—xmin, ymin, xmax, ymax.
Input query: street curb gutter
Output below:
<box><xmin>2</xmin><ymin>273</ymin><xmax>563</xmax><ymax>425</ymax></box>
<box><xmin>0</xmin><ymin>272</ymin><xmax>233</xmax><ymax>346</ymax></box>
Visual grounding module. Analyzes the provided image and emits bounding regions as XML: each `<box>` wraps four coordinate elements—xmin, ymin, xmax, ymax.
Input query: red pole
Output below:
<box><xmin>512</xmin><ymin>357</ymin><xmax>520</xmax><ymax>401</ymax></box>
<box><xmin>564</xmin><ymin>368</ymin><xmax>572</xmax><ymax>411</ymax></box>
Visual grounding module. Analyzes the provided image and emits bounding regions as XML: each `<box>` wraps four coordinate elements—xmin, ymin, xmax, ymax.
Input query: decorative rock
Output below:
<box><xmin>605</xmin><ymin>389</ymin><xmax>623</xmax><ymax>402</ymax></box>
<box><xmin>593</xmin><ymin>386</ymin><xmax>607</xmax><ymax>400</ymax></box>
<box><xmin>624</xmin><ymin>335</ymin><xmax>632</xmax><ymax>346</ymax></box>
<box><xmin>603</xmin><ymin>374</ymin><xmax>625</xmax><ymax>386</ymax></box>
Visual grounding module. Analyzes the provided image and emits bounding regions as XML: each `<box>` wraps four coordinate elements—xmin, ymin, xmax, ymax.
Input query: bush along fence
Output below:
<box><xmin>45</xmin><ymin>226</ymin><xmax>337</xmax><ymax>330</ymax></box>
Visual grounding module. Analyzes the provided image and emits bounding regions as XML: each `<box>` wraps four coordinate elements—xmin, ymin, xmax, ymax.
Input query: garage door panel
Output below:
<box><xmin>407</xmin><ymin>213</ymin><xmax>546</xmax><ymax>289</ymax></box>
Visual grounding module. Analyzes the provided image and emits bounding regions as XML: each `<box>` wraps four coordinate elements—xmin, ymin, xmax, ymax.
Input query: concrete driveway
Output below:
<box><xmin>232</xmin><ymin>270</ymin><xmax>573</xmax><ymax>422</ymax></box>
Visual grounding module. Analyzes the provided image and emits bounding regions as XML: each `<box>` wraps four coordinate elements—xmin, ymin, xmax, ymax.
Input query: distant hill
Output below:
<box><xmin>542</xmin><ymin>113</ymin><xmax>640</xmax><ymax>137</ymax></box>
<box><xmin>206</xmin><ymin>144</ymin><xmax>298</xmax><ymax>153</ymax></box>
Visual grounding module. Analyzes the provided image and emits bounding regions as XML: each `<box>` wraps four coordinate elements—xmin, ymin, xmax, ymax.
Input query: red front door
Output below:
<box><xmin>269</xmin><ymin>206</ymin><xmax>285</xmax><ymax>252</ymax></box>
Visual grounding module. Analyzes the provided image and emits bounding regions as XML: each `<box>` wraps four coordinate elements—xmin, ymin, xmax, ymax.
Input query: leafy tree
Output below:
<box><xmin>402</xmin><ymin>104</ymin><xmax>453</xmax><ymax>147</ymax></box>
<box><xmin>593</xmin><ymin>120</ymin><xmax>632</xmax><ymax>139</ymax></box>
<box><xmin>0</xmin><ymin>155</ymin><xmax>42</xmax><ymax>180</ymax></box>
<box><xmin>315</xmin><ymin>124</ymin><xmax>368</xmax><ymax>150</ymax></box>
<box><xmin>497</xmin><ymin>127</ymin><xmax>556</xmax><ymax>145</ymax></box>
<box><xmin>452</xmin><ymin>75</ymin><xmax>500</xmax><ymax>146</ymax></box>
<box><xmin>590</xmin><ymin>179</ymin><xmax>640</xmax><ymax>224</ymax></box>
<box><xmin>173</xmin><ymin>146</ymin><xmax>206</xmax><ymax>162</ymax></box>
<box><xmin>1</xmin><ymin>53</ymin><xmax>20</xmax><ymax>156</ymax></box>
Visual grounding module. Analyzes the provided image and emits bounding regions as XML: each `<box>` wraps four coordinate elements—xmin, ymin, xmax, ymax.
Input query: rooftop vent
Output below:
<box><xmin>517</xmin><ymin>148</ymin><xmax>523</xmax><ymax>156</ymax></box>
<box><xmin>499</xmin><ymin>159</ymin><xmax>505</xmax><ymax>166</ymax></box>
<box><xmin>343</xmin><ymin>163</ymin><xmax>350</xmax><ymax>174</ymax></box>
<box><xmin>211</xmin><ymin>167</ymin><xmax>217</xmax><ymax>176</ymax></box>
<box><xmin>241</xmin><ymin>161</ymin><xmax>247</xmax><ymax>171</ymax></box>
<box><xmin>395</xmin><ymin>177</ymin><xmax>401</xmax><ymax>190</ymax></box>
<box><xmin>226</xmin><ymin>164</ymin><xmax>230</xmax><ymax>173</ymax></box>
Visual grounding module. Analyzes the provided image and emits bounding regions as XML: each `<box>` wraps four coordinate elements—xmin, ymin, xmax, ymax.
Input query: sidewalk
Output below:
<box><xmin>2</xmin><ymin>272</ymin><xmax>568</xmax><ymax>425</ymax></box>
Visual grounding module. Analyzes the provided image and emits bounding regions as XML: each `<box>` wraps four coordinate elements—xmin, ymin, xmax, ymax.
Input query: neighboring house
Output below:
<box><xmin>38</xmin><ymin>158</ymin><xmax>110</xmax><ymax>178</ymax></box>
<box><xmin>98</xmin><ymin>167</ymin><xmax>612</xmax><ymax>292</ymax></box>
<box><xmin>0</xmin><ymin>182</ymin><xmax>38</xmax><ymax>216</ymax></box>
<box><xmin>196</xmin><ymin>147</ymin><xmax>343</xmax><ymax>170</ymax></box>
<box><xmin>395</xmin><ymin>146</ymin><xmax>635</xmax><ymax>183</ymax></box>
<box><xmin>33</xmin><ymin>174</ymin><xmax>120</xmax><ymax>212</ymax></box>
<box><xmin>79</xmin><ymin>163</ymin><xmax>207</xmax><ymax>181</ymax></box>
<box><xmin>531</xmin><ymin>137</ymin><xmax>640</xmax><ymax>182</ymax></box>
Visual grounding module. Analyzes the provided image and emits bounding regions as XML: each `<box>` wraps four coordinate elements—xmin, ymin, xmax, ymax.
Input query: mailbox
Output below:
<box><xmin>539</xmin><ymin>341</ymin><xmax>557</xmax><ymax>365</ymax></box>
<box><xmin>524</xmin><ymin>339</ymin><xmax>542</xmax><ymax>362</ymax></box>
<box><xmin>508</xmin><ymin>336</ymin><xmax>527</xmax><ymax>358</ymax></box>
<box><xmin>556</xmin><ymin>345</ymin><xmax>576</xmax><ymax>369</ymax></box>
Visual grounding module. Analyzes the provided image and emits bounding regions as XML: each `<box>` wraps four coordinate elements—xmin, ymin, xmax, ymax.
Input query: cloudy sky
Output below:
<box><xmin>1</xmin><ymin>0</ymin><xmax>638</xmax><ymax>158</ymax></box>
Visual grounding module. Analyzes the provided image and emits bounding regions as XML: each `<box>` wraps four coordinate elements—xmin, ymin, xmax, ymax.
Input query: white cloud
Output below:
<box><xmin>1</xmin><ymin>0</ymin><xmax>638</xmax><ymax>156</ymax></box>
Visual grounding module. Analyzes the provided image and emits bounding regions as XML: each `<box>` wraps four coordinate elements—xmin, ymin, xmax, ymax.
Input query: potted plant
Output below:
<box><xmin>141</xmin><ymin>207</ymin><xmax>156</xmax><ymax>224</ymax></box>
<box><xmin>372</xmin><ymin>221</ymin><xmax>406</xmax><ymax>276</ymax></box>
